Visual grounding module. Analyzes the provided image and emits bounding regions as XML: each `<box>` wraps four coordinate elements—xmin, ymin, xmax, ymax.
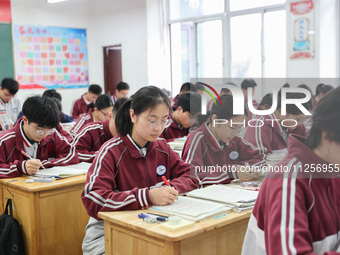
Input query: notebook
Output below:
<box><xmin>35</xmin><ymin>162</ymin><xmax>92</xmax><ymax>178</ymax></box>
<box><xmin>186</xmin><ymin>185</ymin><xmax>259</xmax><ymax>210</ymax></box>
<box><xmin>150</xmin><ymin>196</ymin><xmax>232</xmax><ymax>222</ymax></box>
<box><xmin>160</xmin><ymin>218</ymin><xmax>195</xmax><ymax>232</ymax></box>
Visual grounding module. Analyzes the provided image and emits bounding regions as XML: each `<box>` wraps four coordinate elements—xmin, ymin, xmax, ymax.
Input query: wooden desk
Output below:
<box><xmin>99</xmin><ymin>209</ymin><xmax>251</xmax><ymax>255</ymax></box>
<box><xmin>0</xmin><ymin>175</ymin><xmax>89</xmax><ymax>255</ymax></box>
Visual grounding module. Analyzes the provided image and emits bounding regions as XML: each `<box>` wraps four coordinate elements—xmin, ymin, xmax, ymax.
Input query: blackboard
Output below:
<box><xmin>0</xmin><ymin>23</ymin><xmax>14</xmax><ymax>81</ymax></box>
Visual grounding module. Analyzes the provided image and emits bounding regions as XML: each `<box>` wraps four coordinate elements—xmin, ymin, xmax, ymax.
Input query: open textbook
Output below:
<box><xmin>186</xmin><ymin>185</ymin><xmax>259</xmax><ymax>211</ymax></box>
<box><xmin>35</xmin><ymin>162</ymin><xmax>92</xmax><ymax>178</ymax></box>
<box><xmin>150</xmin><ymin>196</ymin><xmax>232</xmax><ymax>222</ymax></box>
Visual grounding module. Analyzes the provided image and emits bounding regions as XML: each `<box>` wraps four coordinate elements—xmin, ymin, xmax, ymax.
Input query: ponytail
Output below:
<box><xmin>115</xmin><ymin>99</ymin><xmax>133</xmax><ymax>136</ymax></box>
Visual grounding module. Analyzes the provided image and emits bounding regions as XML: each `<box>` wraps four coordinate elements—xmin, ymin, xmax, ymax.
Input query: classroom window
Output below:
<box><xmin>169</xmin><ymin>0</ymin><xmax>225</xmax><ymax>20</ymax></box>
<box><xmin>168</xmin><ymin>0</ymin><xmax>286</xmax><ymax>94</ymax></box>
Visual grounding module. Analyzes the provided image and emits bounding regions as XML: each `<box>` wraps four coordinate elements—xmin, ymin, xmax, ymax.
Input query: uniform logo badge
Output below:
<box><xmin>156</xmin><ymin>165</ymin><xmax>166</xmax><ymax>176</ymax></box>
<box><xmin>229</xmin><ymin>151</ymin><xmax>239</xmax><ymax>160</ymax></box>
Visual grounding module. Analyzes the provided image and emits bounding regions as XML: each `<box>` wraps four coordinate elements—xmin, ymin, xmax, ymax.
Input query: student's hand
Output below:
<box><xmin>149</xmin><ymin>187</ymin><xmax>179</xmax><ymax>206</ymax></box>
<box><xmin>236</xmin><ymin>165</ymin><xmax>261</xmax><ymax>181</ymax></box>
<box><xmin>25</xmin><ymin>159</ymin><xmax>43</xmax><ymax>175</ymax></box>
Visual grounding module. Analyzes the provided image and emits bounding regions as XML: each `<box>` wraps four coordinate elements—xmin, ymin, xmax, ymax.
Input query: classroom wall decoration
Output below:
<box><xmin>13</xmin><ymin>25</ymin><xmax>89</xmax><ymax>89</ymax></box>
<box><xmin>289</xmin><ymin>0</ymin><xmax>315</xmax><ymax>59</ymax></box>
<box><xmin>0</xmin><ymin>0</ymin><xmax>11</xmax><ymax>22</ymax></box>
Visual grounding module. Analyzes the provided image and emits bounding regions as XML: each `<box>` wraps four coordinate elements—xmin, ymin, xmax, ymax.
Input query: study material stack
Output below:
<box><xmin>168</xmin><ymin>136</ymin><xmax>187</xmax><ymax>155</ymax></box>
<box><xmin>186</xmin><ymin>185</ymin><xmax>259</xmax><ymax>212</ymax></box>
<box><xmin>151</xmin><ymin>196</ymin><xmax>232</xmax><ymax>222</ymax></box>
<box><xmin>34</xmin><ymin>162</ymin><xmax>92</xmax><ymax>178</ymax></box>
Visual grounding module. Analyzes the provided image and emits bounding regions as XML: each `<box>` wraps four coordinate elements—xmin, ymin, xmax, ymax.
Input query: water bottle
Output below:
<box><xmin>0</xmin><ymin>112</ymin><xmax>11</xmax><ymax>131</ymax></box>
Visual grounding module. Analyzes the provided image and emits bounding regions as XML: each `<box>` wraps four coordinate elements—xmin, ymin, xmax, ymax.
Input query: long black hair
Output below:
<box><xmin>115</xmin><ymin>86</ymin><xmax>171</xmax><ymax>136</ymax></box>
<box><xmin>305</xmin><ymin>86</ymin><xmax>340</xmax><ymax>149</ymax></box>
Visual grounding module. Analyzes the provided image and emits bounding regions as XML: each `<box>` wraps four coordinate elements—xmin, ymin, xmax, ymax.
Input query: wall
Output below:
<box><xmin>11</xmin><ymin>0</ymin><xmax>149</xmax><ymax>115</ymax></box>
<box><xmin>11</xmin><ymin>0</ymin><xmax>91</xmax><ymax>115</ymax></box>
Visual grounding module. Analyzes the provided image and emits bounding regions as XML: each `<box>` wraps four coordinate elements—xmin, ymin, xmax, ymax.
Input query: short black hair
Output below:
<box><xmin>315</xmin><ymin>83</ymin><xmax>334</xmax><ymax>96</ymax></box>
<box><xmin>42</xmin><ymin>89</ymin><xmax>62</xmax><ymax>101</ymax></box>
<box><xmin>211</xmin><ymin>94</ymin><xmax>248</xmax><ymax>120</ymax></box>
<box><xmin>221</xmin><ymin>82</ymin><xmax>237</xmax><ymax>94</ymax></box>
<box><xmin>241</xmin><ymin>79</ymin><xmax>257</xmax><ymax>90</ymax></box>
<box><xmin>88</xmin><ymin>84</ymin><xmax>102</xmax><ymax>95</ymax></box>
<box><xmin>1</xmin><ymin>78</ymin><xmax>19</xmax><ymax>95</ymax></box>
<box><xmin>87</xmin><ymin>94</ymin><xmax>114</xmax><ymax>112</ymax></box>
<box><xmin>259</xmin><ymin>93</ymin><xmax>272</xmax><ymax>106</ymax></box>
<box><xmin>116</xmin><ymin>82</ymin><xmax>130</xmax><ymax>91</ymax></box>
<box><xmin>22</xmin><ymin>96</ymin><xmax>60</xmax><ymax>129</ymax></box>
<box><xmin>277</xmin><ymin>92</ymin><xmax>313</xmax><ymax>115</ymax></box>
<box><xmin>176</xmin><ymin>92</ymin><xmax>201</xmax><ymax>116</ymax></box>
<box><xmin>180</xmin><ymin>82</ymin><xmax>197</xmax><ymax>93</ymax></box>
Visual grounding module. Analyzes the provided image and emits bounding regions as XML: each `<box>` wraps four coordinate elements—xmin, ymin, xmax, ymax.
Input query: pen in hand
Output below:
<box><xmin>20</xmin><ymin>150</ymin><xmax>45</xmax><ymax>169</ymax></box>
<box><xmin>162</xmin><ymin>176</ymin><xmax>170</xmax><ymax>187</ymax></box>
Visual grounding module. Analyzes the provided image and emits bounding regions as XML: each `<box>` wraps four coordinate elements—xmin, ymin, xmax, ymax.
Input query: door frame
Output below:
<box><xmin>103</xmin><ymin>44</ymin><xmax>122</xmax><ymax>94</ymax></box>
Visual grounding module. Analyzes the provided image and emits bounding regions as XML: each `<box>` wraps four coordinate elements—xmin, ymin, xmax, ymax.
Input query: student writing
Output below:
<box><xmin>242</xmin><ymin>86</ymin><xmax>340</xmax><ymax>255</ymax></box>
<box><xmin>0</xmin><ymin>96</ymin><xmax>79</xmax><ymax>178</ymax></box>
<box><xmin>81</xmin><ymin>86</ymin><xmax>199</xmax><ymax>255</ymax></box>
<box><xmin>182</xmin><ymin>94</ymin><xmax>266</xmax><ymax>186</ymax></box>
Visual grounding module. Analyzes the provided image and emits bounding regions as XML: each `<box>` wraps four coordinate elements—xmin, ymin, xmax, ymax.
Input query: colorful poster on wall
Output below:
<box><xmin>13</xmin><ymin>25</ymin><xmax>89</xmax><ymax>89</ymax></box>
<box><xmin>289</xmin><ymin>0</ymin><xmax>315</xmax><ymax>59</ymax></box>
<box><xmin>0</xmin><ymin>0</ymin><xmax>11</xmax><ymax>23</ymax></box>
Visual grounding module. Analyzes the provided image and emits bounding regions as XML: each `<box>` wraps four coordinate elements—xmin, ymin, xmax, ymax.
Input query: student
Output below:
<box><xmin>73</xmin><ymin>98</ymin><xmax>127</xmax><ymax>163</ymax></box>
<box><xmin>242</xmin><ymin>86</ymin><xmax>340</xmax><ymax>255</ymax></box>
<box><xmin>0</xmin><ymin>96</ymin><xmax>79</xmax><ymax>178</ymax></box>
<box><xmin>71</xmin><ymin>84</ymin><xmax>102</xmax><ymax>120</ymax></box>
<box><xmin>81</xmin><ymin>86</ymin><xmax>199</xmax><ymax>254</ymax></box>
<box><xmin>0</xmin><ymin>78</ymin><xmax>22</xmax><ymax>127</ymax></box>
<box><xmin>70</xmin><ymin>94</ymin><xmax>113</xmax><ymax>136</ymax></box>
<box><xmin>172</xmin><ymin>82</ymin><xmax>197</xmax><ymax>109</ymax></box>
<box><xmin>16</xmin><ymin>89</ymin><xmax>74</xmax><ymax>124</ymax></box>
<box><xmin>182</xmin><ymin>94</ymin><xmax>266</xmax><ymax>186</ymax></box>
<box><xmin>315</xmin><ymin>83</ymin><xmax>334</xmax><ymax>104</ymax></box>
<box><xmin>244</xmin><ymin>91</ymin><xmax>312</xmax><ymax>156</ymax></box>
<box><xmin>160</xmin><ymin>92</ymin><xmax>201</xmax><ymax>141</ymax></box>
<box><xmin>257</xmin><ymin>93</ymin><xmax>272</xmax><ymax>110</ymax></box>
<box><xmin>112</xmin><ymin>81</ymin><xmax>129</xmax><ymax>103</ymax></box>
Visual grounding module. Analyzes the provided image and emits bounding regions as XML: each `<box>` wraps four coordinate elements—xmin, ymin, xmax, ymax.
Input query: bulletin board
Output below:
<box><xmin>13</xmin><ymin>25</ymin><xmax>89</xmax><ymax>89</ymax></box>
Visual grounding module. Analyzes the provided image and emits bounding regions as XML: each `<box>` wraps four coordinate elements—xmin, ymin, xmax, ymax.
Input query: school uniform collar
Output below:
<box><xmin>123</xmin><ymin>134</ymin><xmax>154</xmax><ymax>158</ymax></box>
<box><xmin>202</xmin><ymin>121</ymin><xmax>228</xmax><ymax>151</ymax></box>
<box><xmin>83</xmin><ymin>94</ymin><xmax>91</xmax><ymax>105</ymax></box>
<box><xmin>19</xmin><ymin>120</ymin><xmax>39</xmax><ymax>147</ymax></box>
<box><xmin>0</xmin><ymin>98</ymin><xmax>5</xmax><ymax>105</ymax></box>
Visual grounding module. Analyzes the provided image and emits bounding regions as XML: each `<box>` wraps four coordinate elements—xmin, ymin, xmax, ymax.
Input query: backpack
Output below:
<box><xmin>0</xmin><ymin>199</ymin><xmax>26</xmax><ymax>255</ymax></box>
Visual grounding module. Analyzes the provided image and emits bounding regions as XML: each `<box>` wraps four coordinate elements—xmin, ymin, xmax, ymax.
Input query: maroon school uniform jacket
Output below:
<box><xmin>160</xmin><ymin>114</ymin><xmax>189</xmax><ymax>141</ymax></box>
<box><xmin>0</xmin><ymin>120</ymin><xmax>79</xmax><ymax>178</ymax></box>
<box><xmin>82</xmin><ymin>134</ymin><xmax>199</xmax><ymax>220</ymax></box>
<box><xmin>181</xmin><ymin>122</ymin><xmax>266</xmax><ymax>186</ymax></box>
<box><xmin>72</xmin><ymin>94</ymin><xmax>88</xmax><ymax>120</ymax></box>
<box><xmin>245</xmin><ymin>99</ymin><xmax>259</xmax><ymax>127</ymax></box>
<box><xmin>57</xmin><ymin>124</ymin><xmax>73</xmax><ymax>143</ymax></box>
<box><xmin>70</xmin><ymin>110</ymin><xmax>94</xmax><ymax>136</ymax></box>
<box><xmin>242</xmin><ymin>135</ymin><xmax>340</xmax><ymax>255</ymax></box>
<box><xmin>244</xmin><ymin>113</ymin><xmax>308</xmax><ymax>156</ymax></box>
<box><xmin>73</xmin><ymin>119</ymin><xmax>113</xmax><ymax>163</ymax></box>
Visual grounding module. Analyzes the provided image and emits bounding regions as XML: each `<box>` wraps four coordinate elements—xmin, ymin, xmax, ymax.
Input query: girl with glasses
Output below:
<box><xmin>71</xmin><ymin>94</ymin><xmax>113</xmax><ymax>136</ymax></box>
<box><xmin>81</xmin><ymin>86</ymin><xmax>199</xmax><ymax>255</ymax></box>
<box><xmin>182</xmin><ymin>94</ymin><xmax>266</xmax><ymax>186</ymax></box>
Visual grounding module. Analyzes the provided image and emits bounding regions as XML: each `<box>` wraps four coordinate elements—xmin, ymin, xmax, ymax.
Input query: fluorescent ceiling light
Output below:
<box><xmin>47</xmin><ymin>0</ymin><xmax>68</xmax><ymax>3</ymax></box>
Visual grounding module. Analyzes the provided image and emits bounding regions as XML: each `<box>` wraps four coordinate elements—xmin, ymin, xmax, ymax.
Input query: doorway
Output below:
<box><xmin>103</xmin><ymin>45</ymin><xmax>122</xmax><ymax>96</ymax></box>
